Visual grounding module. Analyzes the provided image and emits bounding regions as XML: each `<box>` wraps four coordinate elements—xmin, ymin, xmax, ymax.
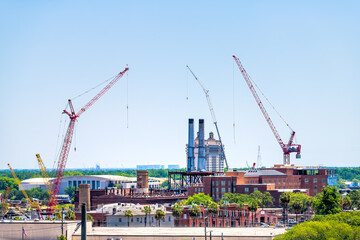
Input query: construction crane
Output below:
<box><xmin>0</xmin><ymin>187</ymin><xmax>11</xmax><ymax>218</ymax></box>
<box><xmin>48</xmin><ymin>66</ymin><xmax>129</xmax><ymax>208</ymax></box>
<box><xmin>36</xmin><ymin>154</ymin><xmax>55</xmax><ymax>205</ymax></box>
<box><xmin>7</xmin><ymin>164</ymin><xmax>39</xmax><ymax>208</ymax></box>
<box><xmin>186</xmin><ymin>65</ymin><xmax>229</xmax><ymax>170</ymax></box>
<box><xmin>232</xmin><ymin>55</ymin><xmax>301</xmax><ymax>165</ymax></box>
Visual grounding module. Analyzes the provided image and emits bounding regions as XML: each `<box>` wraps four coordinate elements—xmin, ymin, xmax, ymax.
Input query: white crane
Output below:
<box><xmin>186</xmin><ymin>65</ymin><xmax>229</xmax><ymax>170</ymax></box>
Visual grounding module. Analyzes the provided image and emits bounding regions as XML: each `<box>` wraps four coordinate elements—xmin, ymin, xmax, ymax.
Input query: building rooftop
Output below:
<box><xmin>73</xmin><ymin>227</ymin><xmax>286</xmax><ymax>237</ymax></box>
<box><xmin>244</xmin><ymin>170</ymin><xmax>286</xmax><ymax>177</ymax></box>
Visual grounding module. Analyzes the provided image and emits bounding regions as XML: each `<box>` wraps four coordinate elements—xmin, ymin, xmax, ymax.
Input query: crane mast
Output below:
<box><xmin>48</xmin><ymin>67</ymin><xmax>129</xmax><ymax>207</ymax></box>
<box><xmin>36</xmin><ymin>154</ymin><xmax>55</xmax><ymax>205</ymax></box>
<box><xmin>232</xmin><ymin>55</ymin><xmax>301</xmax><ymax>165</ymax></box>
<box><xmin>186</xmin><ymin>65</ymin><xmax>229</xmax><ymax>170</ymax></box>
<box><xmin>8</xmin><ymin>164</ymin><xmax>39</xmax><ymax>208</ymax></box>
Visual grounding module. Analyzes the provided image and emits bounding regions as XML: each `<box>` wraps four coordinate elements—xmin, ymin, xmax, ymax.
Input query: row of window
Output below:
<box><xmin>212</xmin><ymin>180</ymin><xmax>236</xmax><ymax>186</ymax></box>
<box><xmin>304</xmin><ymin>178</ymin><xmax>326</xmax><ymax>184</ymax></box>
<box><xmin>119</xmin><ymin>216</ymin><xmax>171</xmax><ymax>223</ymax></box>
<box><xmin>68</xmin><ymin>180</ymin><xmax>100</xmax><ymax>190</ymax></box>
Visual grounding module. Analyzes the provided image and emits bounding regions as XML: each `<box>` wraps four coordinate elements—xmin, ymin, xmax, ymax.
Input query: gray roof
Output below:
<box><xmin>244</xmin><ymin>170</ymin><xmax>286</xmax><ymax>177</ymax></box>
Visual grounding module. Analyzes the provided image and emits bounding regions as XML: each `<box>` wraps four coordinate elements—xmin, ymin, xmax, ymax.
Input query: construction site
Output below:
<box><xmin>0</xmin><ymin>55</ymin><xmax>339</xmax><ymax>240</ymax></box>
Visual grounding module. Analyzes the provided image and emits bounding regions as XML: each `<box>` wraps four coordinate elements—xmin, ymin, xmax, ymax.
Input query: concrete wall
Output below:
<box><xmin>0</xmin><ymin>220</ymin><xmax>92</xmax><ymax>240</ymax></box>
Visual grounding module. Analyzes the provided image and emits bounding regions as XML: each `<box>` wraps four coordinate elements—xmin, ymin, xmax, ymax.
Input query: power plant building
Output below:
<box><xmin>187</xmin><ymin>119</ymin><xmax>225</xmax><ymax>172</ymax></box>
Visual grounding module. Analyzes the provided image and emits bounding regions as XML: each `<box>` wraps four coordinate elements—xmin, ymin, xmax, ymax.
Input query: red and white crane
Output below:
<box><xmin>232</xmin><ymin>55</ymin><xmax>301</xmax><ymax>165</ymax></box>
<box><xmin>48</xmin><ymin>67</ymin><xmax>129</xmax><ymax>208</ymax></box>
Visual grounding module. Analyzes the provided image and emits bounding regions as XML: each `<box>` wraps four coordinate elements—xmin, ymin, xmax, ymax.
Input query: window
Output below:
<box><xmin>233</xmin><ymin>180</ymin><xmax>236</xmax><ymax>185</ymax></box>
<box><xmin>228</xmin><ymin>181</ymin><xmax>231</xmax><ymax>185</ymax></box>
<box><xmin>69</xmin><ymin>181</ymin><xmax>72</xmax><ymax>187</ymax></box>
<box><xmin>183</xmin><ymin>214</ymin><xmax>187</xmax><ymax>219</ymax></box>
<box><xmin>228</xmin><ymin>188</ymin><xmax>231</xmax><ymax>192</ymax></box>
<box><xmin>169</xmin><ymin>216</ymin><xmax>171</xmax><ymax>222</ymax></box>
<box><xmin>212</xmin><ymin>180</ymin><xmax>215</xmax><ymax>185</ymax></box>
<box><xmin>313</xmin><ymin>178</ymin><xmax>317</xmax><ymax>184</ymax></box>
<box><xmin>119</xmin><ymin>218</ymin><xmax>122</xmax><ymax>222</ymax></box>
<box><xmin>131</xmin><ymin>218</ymin><xmax>133</xmax><ymax>222</ymax></box>
<box><xmin>221</xmin><ymin>188</ymin><xmax>225</xmax><ymax>193</ymax></box>
<box><xmin>245</xmin><ymin>187</ymin><xmax>249</xmax><ymax>193</ymax></box>
<box><xmin>195</xmin><ymin>188</ymin><xmax>197</xmax><ymax>192</ymax></box>
<box><xmin>221</xmin><ymin>181</ymin><xmax>225</xmax><ymax>186</ymax></box>
<box><xmin>212</xmin><ymin>188</ymin><xmax>215</xmax><ymax>193</ymax></box>
<box><xmin>283</xmin><ymin>179</ymin><xmax>286</xmax><ymax>184</ymax></box>
<box><xmin>216</xmin><ymin>188</ymin><xmax>219</xmax><ymax>193</ymax></box>
<box><xmin>254</xmin><ymin>187</ymin><xmax>258</xmax><ymax>192</ymax></box>
<box><xmin>233</xmin><ymin>187</ymin><xmax>235</xmax><ymax>192</ymax></box>
<box><xmin>268</xmin><ymin>180</ymin><xmax>271</xmax><ymax>183</ymax></box>
<box><xmin>216</xmin><ymin>181</ymin><xmax>219</xmax><ymax>186</ymax></box>
<box><xmin>305</xmin><ymin>178</ymin><xmax>309</xmax><ymax>183</ymax></box>
<box><xmin>322</xmin><ymin>178</ymin><xmax>326</xmax><ymax>184</ymax></box>
<box><xmin>263</xmin><ymin>180</ymin><xmax>267</xmax><ymax>183</ymax></box>
<box><xmin>137</xmin><ymin>218</ymin><xmax>139</xmax><ymax>222</ymax></box>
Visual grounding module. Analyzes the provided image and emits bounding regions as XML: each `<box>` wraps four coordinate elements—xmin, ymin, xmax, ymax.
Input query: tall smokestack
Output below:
<box><xmin>198</xmin><ymin>119</ymin><xmax>206</xmax><ymax>171</ymax></box>
<box><xmin>187</xmin><ymin>119</ymin><xmax>195</xmax><ymax>172</ymax></box>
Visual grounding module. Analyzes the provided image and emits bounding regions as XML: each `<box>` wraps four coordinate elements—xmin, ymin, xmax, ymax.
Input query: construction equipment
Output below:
<box><xmin>232</xmin><ymin>55</ymin><xmax>301</xmax><ymax>165</ymax></box>
<box><xmin>186</xmin><ymin>65</ymin><xmax>229</xmax><ymax>170</ymax></box>
<box><xmin>36</xmin><ymin>154</ymin><xmax>55</xmax><ymax>205</ymax></box>
<box><xmin>7</xmin><ymin>164</ymin><xmax>39</xmax><ymax>208</ymax></box>
<box><xmin>4</xmin><ymin>187</ymin><xmax>11</xmax><ymax>201</ymax></box>
<box><xmin>48</xmin><ymin>67</ymin><xmax>129</xmax><ymax>208</ymax></box>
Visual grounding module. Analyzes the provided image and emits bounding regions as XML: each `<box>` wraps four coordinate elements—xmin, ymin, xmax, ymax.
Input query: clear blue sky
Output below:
<box><xmin>0</xmin><ymin>1</ymin><xmax>359</xmax><ymax>170</ymax></box>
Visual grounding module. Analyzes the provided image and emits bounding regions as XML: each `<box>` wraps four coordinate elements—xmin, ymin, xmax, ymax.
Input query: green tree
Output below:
<box><xmin>65</xmin><ymin>210</ymin><xmax>76</xmax><ymax>220</ymax></box>
<box><xmin>124</xmin><ymin>210</ymin><xmax>134</xmax><ymax>227</ymax></box>
<box><xmin>171</xmin><ymin>202</ymin><xmax>184</xmax><ymax>218</ymax></box>
<box><xmin>189</xmin><ymin>204</ymin><xmax>201</xmax><ymax>218</ymax></box>
<box><xmin>313</xmin><ymin>186</ymin><xmax>341</xmax><ymax>215</ymax></box>
<box><xmin>340</xmin><ymin>196</ymin><xmax>352</xmax><ymax>210</ymax></box>
<box><xmin>208</xmin><ymin>201</ymin><xmax>219</xmax><ymax>214</ymax></box>
<box><xmin>0</xmin><ymin>177</ymin><xmax>18</xmax><ymax>190</ymax></box>
<box><xmin>247</xmin><ymin>199</ymin><xmax>258</xmax><ymax>226</ymax></box>
<box><xmin>347</xmin><ymin>189</ymin><xmax>360</xmax><ymax>209</ymax></box>
<box><xmin>64</xmin><ymin>186</ymin><xmax>75</xmax><ymax>201</ymax></box>
<box><xmin>57</xmin><ymin>234</ymin><xmax>67</xmax><ymax>240</ymax></box>
<box><xmin>142</xmin><ymin>206</ymin><xmax>151</xmax><ymax>227</ymax></box>
<box><xmin>154</xmin><ymin>209</ymin><xmax>166</xmax><ymax>227</ymax></box>
<box><xmin>185</xmin><ymin>193</ymin><xmax>213</xmax><ymax>207</ymax></box>
<box><xmin>53</xmin><ymin>212</ymin><xmax>62</xmax><ymax>220</ymax></box>
<box><xmin>289</xmin><ymin>194</ymin><xmax>303</xmax><ymax>223</ymax></box>
<box><xmin>280</xmin><ymin>192</ymin><xmax>291</xmax><ymax>224</ymax></box>
<box><xmin>87</xmin><ymin>214</ymin><xmax>94</xmax><ymax>225</ymax></box>
<box><xmin>250</xmin><ymin>191</ymin><xmax>273</xmax><ymax>209</ymax></box>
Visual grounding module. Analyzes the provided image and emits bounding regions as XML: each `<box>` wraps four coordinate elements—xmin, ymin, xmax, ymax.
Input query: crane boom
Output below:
<box><xmin>186</xmin><ymin>65</ymin><xmax>228</xmax><ymax>170</ymax></box>
<box><xmin>49</xmin><ymin>67</ymin><xmax>129</xmax><ymax>207</ymax></box>
<box><xmin>36</xmin><ymin>154</ymin><xmax>54</xmax><ymax>204</ymax></box>
<box><xmin>8</xmin><ymin>164</ymin><xmax>39</xmax><ymax>208</ymax></box>
<box><xmin>232</xmin><ymin>55</ymin><xmax>301</xmax><ymax>165</ymax></box>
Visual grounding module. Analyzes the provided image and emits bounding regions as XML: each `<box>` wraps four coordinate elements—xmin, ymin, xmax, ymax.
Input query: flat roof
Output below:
<box><xmin>73</xmin><ymin>227</ymin><xmax>286</xmax><ymax>237</ymax></box>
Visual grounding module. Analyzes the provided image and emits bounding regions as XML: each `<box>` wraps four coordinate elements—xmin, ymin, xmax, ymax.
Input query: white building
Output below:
<box><xmin>20</xmin><ymin>175</ymin><xmax>165</xmax><ymax>194</ymax></box>
<box><xmin>105</xmin><ymin>203</ymin><xmax>174</xmax><ymax>227</ymax></box>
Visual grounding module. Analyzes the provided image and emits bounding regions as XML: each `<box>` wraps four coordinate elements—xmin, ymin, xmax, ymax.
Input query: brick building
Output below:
<box><xmin>175</xmin><ymin>204</ymin><xmax>279</xmax><ymax>227</ymax></box>
<box><xmin>188</xmin><ymin>164</ymin><xmax>331</xmax><ymax>207</ymax></box>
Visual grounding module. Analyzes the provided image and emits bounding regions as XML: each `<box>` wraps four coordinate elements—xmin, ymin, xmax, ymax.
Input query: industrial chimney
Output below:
<box><xmin>198</xmin><ymin>119</ymin><xmax>206</xmax><ymax>171</ymax></box>
<box><xmin>187</xmin><ymin>119</ymin><xmax>195</xmax><ymax>172</ymax></box>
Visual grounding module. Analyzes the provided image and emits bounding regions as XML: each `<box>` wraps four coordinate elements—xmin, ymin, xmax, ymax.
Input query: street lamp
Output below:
<box><xmin>204</xmin><ymin>216</ymin><xmax>208</xmax><ymax>240</ymax></box>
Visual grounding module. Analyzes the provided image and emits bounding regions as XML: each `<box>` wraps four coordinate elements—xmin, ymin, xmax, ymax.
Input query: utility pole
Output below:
<box><xmin>61</xmin><ymin>208</ymin><xmax>64</xmax><ymax>236</ymax></box>
<box><xmin>204</xmin><ymin>216</ymin><xmax>207</xmax><ymax>240</ymax></box>
<box><xmin>81</xmin><ymin>203</ymin><xmax>87</xmax><ymax>240</ymax></box>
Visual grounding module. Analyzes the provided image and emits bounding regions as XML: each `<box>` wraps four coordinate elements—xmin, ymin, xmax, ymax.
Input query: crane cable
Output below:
<box><xmin>71</xmin><ymin>74</ymin><xmax>117</xmax><ymax>101</ymax></box>
<box><xmin>126</xmin><ymin>71</ymin><xmax>129</xmax><ymax>128</ymax></box>
<box><xmin>233</xmin><ymin>60</ymin><xmax>236</xmax><ymax>144</ymax></box>
<box><xmin>248</xmin><ymin>75</ymin><xmax>294</xmax><ymax>132</ymax></box>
